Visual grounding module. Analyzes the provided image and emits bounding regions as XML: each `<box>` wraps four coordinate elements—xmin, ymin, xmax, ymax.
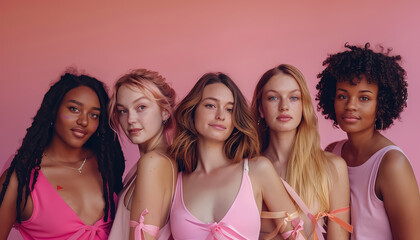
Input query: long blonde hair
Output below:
<box><xmin>251</xmin><ymin>64</ymin><xmax>331</xmax><ymax>211</ymax></box>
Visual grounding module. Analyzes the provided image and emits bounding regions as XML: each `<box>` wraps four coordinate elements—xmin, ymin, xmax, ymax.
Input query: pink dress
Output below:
<box><xmin>332</xmin><ymin>140</ymin><xmax>407</xmax><ymax>240</ymax></box>
<box><xmin>14</xmin><ymin>170</ymin><xmax>116</xmax><ymax>240</ymax></box>
<box><xmin>169</xmin><ymin>159</ymin><xmax>261</xmax><ymax>240</ymax></box>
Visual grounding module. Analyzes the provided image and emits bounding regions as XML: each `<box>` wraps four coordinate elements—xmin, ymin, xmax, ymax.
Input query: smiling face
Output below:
<box><xmin>194</xmin><ymin>83</ymin><xmax>235</xmax><ymax>143</ymax></box>
<box><xmin>259</xmin><ymin>73</ymin><xmax>303</xmax><ymax>134</ymax></box>
<box><xmin>334</xmin><ymin>76</ymin><xmax>378</xmax><ymax>134</ymax></box>
<box><xmin>53</xmin><ymin>86</ymin><xmax>101</xmax><ymax>148</ymax></box>
<box><xmin>116</xmin><ymin>84</ymin><xmax>168</xmax><ymax>145</ymax></box>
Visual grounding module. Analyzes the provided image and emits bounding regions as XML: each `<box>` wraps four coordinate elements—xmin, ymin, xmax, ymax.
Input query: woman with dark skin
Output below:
<box><xmin>0</xmin><ymin>72</ymin><xmax>125</xmax><ymax>239</ymax></box>
<box><xmin>317</xmin><ymin>43</ymin><xmax>420</xmax><ymax>240</ymax></box>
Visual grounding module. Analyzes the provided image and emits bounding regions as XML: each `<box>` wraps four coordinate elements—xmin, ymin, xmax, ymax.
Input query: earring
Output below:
<box><xmin>162</xmin><ymin>119</ymin><xmax>168</xmax><ymax>125</ymax></box>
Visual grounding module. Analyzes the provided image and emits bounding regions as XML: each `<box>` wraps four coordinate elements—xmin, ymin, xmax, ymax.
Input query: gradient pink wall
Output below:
<box><xmin>1</xmin><ymin>1</ymin><xmax>419</xmax><ymax>239</ymax></box>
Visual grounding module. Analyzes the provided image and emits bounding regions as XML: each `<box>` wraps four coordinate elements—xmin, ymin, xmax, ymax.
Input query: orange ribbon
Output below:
<box><xmin>310</xmin><ymin>207</ymin><xmax>353</xmax><ymax>240</ymax></box>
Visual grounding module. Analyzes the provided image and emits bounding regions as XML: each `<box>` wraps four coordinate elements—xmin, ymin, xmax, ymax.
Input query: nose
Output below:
<box><xmin>76</xmin><ymin>113</ymin><xmax>88</xmax><ymax>127</ymax></box>
<box><xmin>345</xmin><ymin>97</ymin><xmax>357</xmax><ymax>111</ymax></box>
<box><xmin>127</xmin><ymin>110</ymin><xmax>137</xmax><ymax>124</ymax></box>
<box><xmin>216</xmin><ymin>108</ymin><xmax>225</xmax><ymax>121</ymax></box>
<box><xmin>279</xmin><ymin>99</ymin><xmax>289</xmax><ymax>111</ymax></box>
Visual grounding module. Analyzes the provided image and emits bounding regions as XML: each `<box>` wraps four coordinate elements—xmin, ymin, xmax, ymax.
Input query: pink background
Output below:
<box><xmin>1</xmin><ymin>1</ymin><xmax>419</xmax><ymax>239</ymax></box>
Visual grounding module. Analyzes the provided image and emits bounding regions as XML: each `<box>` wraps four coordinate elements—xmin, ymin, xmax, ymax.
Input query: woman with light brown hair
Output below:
<box><xmin>251</xmin><ymin>64</ymin><xmax>351</xmax><ymax>240</ymax></box>
<box><xmin>169</xmin><ymin>72</ymin><xmax>305</xmax><ymax>239</ymax></box>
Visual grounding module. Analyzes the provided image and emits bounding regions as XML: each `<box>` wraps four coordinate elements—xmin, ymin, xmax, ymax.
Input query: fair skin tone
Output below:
<box><xmin>0</xmin><ymin>86</ymin><xmax>105</xmax><ymax>239</ymax></box>
<box><xmin>116</xmin><ymin>84</ymin><xmax>176</xmax><ymax>240</ymax></box>
<box><xmin>182</xmin><ymin>83</ymin><xmax>303</xmax><ymax>239</ymax></box>
<box><xmin>326</xmin><ymin>77</ymin><xmax>420</xmax><ymax>240</ymax></box>
<box><xmin>259</xmin><ymin>74</ymin><xmax>350</xmax><ymax>239</ymax></box>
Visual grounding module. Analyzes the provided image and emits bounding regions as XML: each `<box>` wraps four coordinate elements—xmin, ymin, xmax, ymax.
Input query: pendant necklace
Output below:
<box><xmin>43</xmin><ymin>153</ymin><xmax>87</xmax><ymax>174</ymax></box>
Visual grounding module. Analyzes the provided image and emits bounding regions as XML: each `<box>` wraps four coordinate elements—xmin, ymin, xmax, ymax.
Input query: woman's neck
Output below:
<box><xmin>196</xmin><ymin>139</ymin><xmax>230</xmax><ymax>174</ymax></box>
<box><xmin>138</xmin><ymin>131</ymin><xmax>169</xmax><ymax>156</ymax></box>
<box><xmin>264</xmin><ymin>129</ymin><xmax>296</xmax><ymax>165</ymax></box>
<box><xmin>44</xmin><ymin>138</ymin><xmax>86</xmax><ymax>163</ymax></box>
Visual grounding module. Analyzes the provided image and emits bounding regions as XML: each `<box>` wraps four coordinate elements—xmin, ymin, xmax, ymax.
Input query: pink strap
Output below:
<box><xmin>130</xmin><ymin>209</ymin><xmax>160</xmax><ymax>240</ymax></box>
<box><xmin>281</xmin><ymin>218</ymin><xmax>305</xmax><ymax>240</ymax></box>
<box><xmin>188</xmin><ymin>220</ymin><xmax>250</xmax><ymax>240</ymax></box>
<box><xmin>280</xmin><ymin>179</ymin><xmax>325</xmax><ymax>240</ymax></box>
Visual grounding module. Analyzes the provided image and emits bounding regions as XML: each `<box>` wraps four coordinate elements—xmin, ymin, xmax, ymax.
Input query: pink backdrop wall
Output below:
<box><xmin>1</xmin><ymin>1</ymin><xmax>419</xmax><ymax>239</ymax></box>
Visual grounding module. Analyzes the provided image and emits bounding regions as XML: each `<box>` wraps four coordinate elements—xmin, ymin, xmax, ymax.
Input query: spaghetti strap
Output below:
<box><xmin>243</xmin><ymin>159</ymin><xmax>249</xmax><ymax>173</ymax></box>
<box><xmin>155</xmin><ymin>152</ymin><xmax>176</xmax><ymax>223</ymax></box>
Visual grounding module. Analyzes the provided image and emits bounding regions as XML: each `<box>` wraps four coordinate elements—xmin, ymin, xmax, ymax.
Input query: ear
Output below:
<box><xmin>161</xmin><ymin>109</ymin><xmax>170</xmax><ymax>121</ymax></box>
<box><xmin>258</xmin><ymin>105</ymin><xmax>264</xmax><ymax>119</ymax></box>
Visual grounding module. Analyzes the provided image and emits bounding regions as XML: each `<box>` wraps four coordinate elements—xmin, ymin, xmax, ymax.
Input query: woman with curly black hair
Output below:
<box><xmin>316</xmin><ymin>43</ymin><xmax>420</xmax><ymax>240</ymax></box>
<box><xmin>0</xmin><ymin>72</ymin><xmax>125</xmax><ymax>239</ymax></box>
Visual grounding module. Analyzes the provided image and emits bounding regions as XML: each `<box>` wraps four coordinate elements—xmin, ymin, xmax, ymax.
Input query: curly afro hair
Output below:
<box><xmin>316</xmin><ymin>43</ymin><xmax>408</xmax><ymax>130</ymax></box>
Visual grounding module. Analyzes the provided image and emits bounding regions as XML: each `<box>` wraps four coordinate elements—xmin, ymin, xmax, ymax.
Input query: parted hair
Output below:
<box><xmin>316</xmin><ymin>43</ymin><xmax>408</xmax><ymax>130</ymax></box>
<box><xmin>251</xmin><ymin>64</ymin><xmax>331</xmax><ymax>211</ymax></box>
<box><xmin>0</xmin><ymin>72</ymin><xmax>125</xmax><ymax>223</ymax></box>
<box><xmin>170</xmin><ymin>72</ymin><xmax>259</xmax><ymax>173</ymax></box>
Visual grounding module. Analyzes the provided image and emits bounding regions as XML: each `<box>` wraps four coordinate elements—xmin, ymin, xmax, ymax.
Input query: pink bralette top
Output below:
<box><xmin>169</xmin><ymin>159</ymin><xmax>260</xmax><ymax>240</ymax></box>
<box><xmin>14</xmin><ymin>170</ymin><xmax>116</xmax><ymax>240</ymax></box>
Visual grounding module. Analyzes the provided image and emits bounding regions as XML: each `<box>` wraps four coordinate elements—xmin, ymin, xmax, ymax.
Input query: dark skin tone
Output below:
<box><xmin>326</xmin><ymin>77</ymin><xmax>420</xmax><ymax>240</ymax></box>
<box><xmin>0</xmin><ymin>86</ymin><xmax>107</xmax><ymax>239</ymax></box>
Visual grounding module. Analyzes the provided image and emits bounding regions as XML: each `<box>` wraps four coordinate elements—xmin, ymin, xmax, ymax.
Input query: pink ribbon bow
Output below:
<box><xmin>68</xmin><ymin>225</ymin><xmax>108</xmax><ymax>240</ymax></box>
<box><xmin>281</xmin><ymin>218</ymin><xmax>304</xmax><ymax>240</ymax></box>
<box><xmin>188</xmin><ymin>220</ymin><xmax>250</xmax><ymax>240</ymax></box>
<box><xmin>130</xmin><ymin>209</ymin><xmax>159</xmax><ymax>240</ymax></box>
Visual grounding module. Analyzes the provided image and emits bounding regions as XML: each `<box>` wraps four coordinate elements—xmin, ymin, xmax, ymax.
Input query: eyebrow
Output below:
<box><xmin>336</xmin><ymin>88</ymin><xmax>374</xmax><ymax>94</ymax></box>
<box><xmin>68</xmin><ymin>99</ymin><xmax>101</xmax><ymax>111</ymax></box>
<box><xmin>116</xmin><ymin>96</ymin><xmax>150</xmax><ymax>107</ymax></box>
<box><xmin>264</xmin><ymin>89</ymin><xmax>301</xmax><ymax>94</ymax></box>
<box><xmin>202</xmin><ymin>97</ymin><xmax>234</xmax><ymax>105</ymax></box>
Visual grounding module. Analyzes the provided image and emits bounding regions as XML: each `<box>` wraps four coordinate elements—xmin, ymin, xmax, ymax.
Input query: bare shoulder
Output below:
<box><xmin>136</xmin><ymin>151</ymin><xmax>177</xmax><ymax>177</ymax></box>
<box><xmin>247</xmin><ymin>155</ymin><xmax>276</xmax><ymax>175</ymax></box>
<box><xmin>325</xmin><ymin>141</ymin><xmax>341</xmax><ymax>153</ymax></box>
<box><xmin>379</xmin><ymin>148</ymin><xmax>412</xmax><ymax>178</ymax></box>
<box><xmin>324</xmin><ymin>151</ymin><xmax>348</xmax><ymax>172</ymax></box>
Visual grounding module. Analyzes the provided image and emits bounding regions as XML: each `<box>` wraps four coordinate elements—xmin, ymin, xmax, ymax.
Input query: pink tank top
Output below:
<box><xmin>169</xmin><ymin>159</ymin><xmax>260</xmax><ymax>240</ymax></box>
<box><xmin>332</xmin><ymin>140</ymin><xmax>404</xmax><ymax>240</ymax></box>
<box><xmin>14</xmin><ymin>170</ymin><xmax>115</xmax><ymax>240</ymax></box>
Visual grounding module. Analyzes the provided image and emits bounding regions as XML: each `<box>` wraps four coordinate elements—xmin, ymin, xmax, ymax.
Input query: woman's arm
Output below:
<box><xmin>324</xmin><ymin>152</ymin><xmax>351</xmax><ymax>240</ymax></box>
<box><xmin>250</xmin><ymin>156</ymin><xmax>306</xmax><ymax>240</ymax></box>
<box><xmin>377</xmin><ymin>150</ymin><xmax>420</xmax><ymax>240</ymax></box>
<box><xmin>0</xmin><ymin>170</ymin><xmax>18</xmax><ymax>240</ymax></box>
<box><xmin>129</xmin><ymin>151</ymin><xmax>175</xmax><ymax>240</ymax></box>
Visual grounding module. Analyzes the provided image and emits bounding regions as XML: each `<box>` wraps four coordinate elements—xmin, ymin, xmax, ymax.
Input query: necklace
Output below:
<box><xmin>42</xmin><ymin>153</ymin><xmax>87</xmax><ymax>174</ymax></box>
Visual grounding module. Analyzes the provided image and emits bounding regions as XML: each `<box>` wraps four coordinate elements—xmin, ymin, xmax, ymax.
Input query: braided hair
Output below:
<box><xmin>0</xmin><ymin>72</ymin><xmax>125</xmax><ymax>223</ymax></box>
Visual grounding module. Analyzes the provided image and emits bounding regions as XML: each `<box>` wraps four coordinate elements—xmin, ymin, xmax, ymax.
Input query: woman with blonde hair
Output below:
<box><xmin>251</xmin><ymin>64</ymin><xmax>351</xmax><ymax>239</ymax></box>
<box><xmin>108</xmin><ymin>69</ymin><xmax>177</xmax><ymax>240</ymax></box>
<box><xmin>169</xmin><ymin>72</ymin><xmax>305</xmax><ymax>239</ymax></box>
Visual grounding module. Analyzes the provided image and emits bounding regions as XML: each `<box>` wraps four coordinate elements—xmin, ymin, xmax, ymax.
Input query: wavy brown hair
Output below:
<box><xmin>170</xmin><ymin>72</ymin><xmax>259</xmax><ymax>173</ymax></box>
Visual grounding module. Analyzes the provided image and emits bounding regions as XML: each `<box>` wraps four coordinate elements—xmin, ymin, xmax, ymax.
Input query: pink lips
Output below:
<box><xmin>128</xmin><ymin>128</ymin><xmax>142</xmax><ymax>135</ymax></box>
<box><xmin>209</xmin><ymin>124</ymin><xmax>226</xmax><ymax>130</ymax></box>
<box><xmin>277</xmin><ymin>114</ymin><xmax>292</xmax><ymax>122</ymax></box>
<box><xmin>342</xmin><ymin>114</ymin><xmax>360</xmax><ymax>123</ymax></box>
<box><xmin>71</xmin><ymin>128</ymin><xmax>87</xmax><ymax>138</ymax></box>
